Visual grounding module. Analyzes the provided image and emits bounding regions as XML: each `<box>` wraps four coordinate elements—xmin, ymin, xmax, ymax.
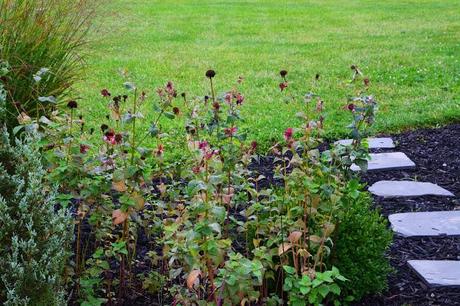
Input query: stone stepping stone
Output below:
<box><xmin>369</xmin><ymin>180</ymin><xmax>455</xmax><ymax>198</ymax></box>
<box><xmin>351</xmin><ymin>152</ymin><xmax>415</xmax><ymax>172</ymax></box>
<box><xmin>389</xmin><ymin>211</ymin><xmax>460</xmax><ymax>237</ymax></box>
<box><xmin>408</xmin><ymin>260</ymin><xmax>460</xmax><ymax>287</ymax></box>
<box><xmin>336</xmin><ymin>137</ymin><xmax>395</xmax><ymax>149</ymax></box>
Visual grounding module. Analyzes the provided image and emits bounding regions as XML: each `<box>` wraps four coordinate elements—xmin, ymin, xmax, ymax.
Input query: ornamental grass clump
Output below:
<box><xmin>0</xmin><ymin>0</ymin><xmax>95</xmax><ymax>130</ymax></box>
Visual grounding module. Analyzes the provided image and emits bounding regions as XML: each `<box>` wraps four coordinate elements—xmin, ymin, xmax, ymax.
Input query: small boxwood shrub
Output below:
<box><xmin>331</xmin><ymin>191</ymin><xmax>393</xmax><ymax>300</ymax></box>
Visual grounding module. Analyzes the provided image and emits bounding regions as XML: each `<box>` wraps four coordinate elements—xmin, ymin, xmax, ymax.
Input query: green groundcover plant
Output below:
<box><xmin>4</xmin><ymin>65</ymin><xmax>392</xmax><ymax>305</ymax></box>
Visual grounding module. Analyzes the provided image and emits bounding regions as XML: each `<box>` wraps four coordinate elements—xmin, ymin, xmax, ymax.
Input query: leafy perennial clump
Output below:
<box><xmin>3</xmin><ymin>66</ymin><xmax>391</xmax><ymax>305</ymax></box>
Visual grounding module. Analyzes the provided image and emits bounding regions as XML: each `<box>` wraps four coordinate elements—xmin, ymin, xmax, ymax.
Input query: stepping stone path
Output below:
<box><xmin>389</xmin><ymin>211</ymin><xmax>460</xmax><ymax>237</ymax></box>
<box><xmin>336</xmin><ymin>137</ymin><xmax>395</xmax><ymax>149</ymax></box>
<box><xmin>408</xmin><ymin>260</ymin><xmax>460</xmax><ymax>287</ymax></box>
<box><xmin>346</xmin><ymin>136</ymin><xmax>460</xmax><ymax>290</ymax></box>
<box><xmin>369</xmin><ymin>181</ymin><xmax>455</xmax><ymax>198</ymax></box>
<box><xmin>351</xmin><ymin>152</ymin><xmax>416</xmax><ymax>172</ymax></box>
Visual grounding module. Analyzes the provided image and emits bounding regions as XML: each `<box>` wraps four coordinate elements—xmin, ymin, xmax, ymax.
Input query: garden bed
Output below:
<box><xmin>93</xmin><ymin>124</ymin><xmax>460</xmax><ymax>305</ymax></box>
<box><xmin>358</xmin><ymin>123</ymin><xmax>460</xmax><ymax>306</ymax></box>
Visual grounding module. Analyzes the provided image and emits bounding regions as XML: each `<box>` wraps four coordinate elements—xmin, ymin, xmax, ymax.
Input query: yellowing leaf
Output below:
<box><xmin>323</xmin><ymin>222</ymin><xmax>336</xmax><ymax>236</ymax></box>
<box><xmin>132</xmin><ymin>192</ymin><xmax>145</xmax><ymax>210</ymax></box>
<box><xmin>309</xmin><ymin>235</ymin><xmax>322</xmax><ymax>244</ymax></box>
<box><xmin>112</xmin><ymin>180</ymin><xmax>127</xmax><ymax>192</ymax></box>
<box><xmin>17</xmin><ymin>112</ymin><xmax>31</xmax><ymax>124</ymax></box>
<box><xmin>112</xmin><ymin>209</ymin><xmax>128</xmax><ymax>225</ymax></box>
<box><xmin>278</xmin><ymin>242</ymin><xmax>292</xmax><ymax>256</ymax></box>
<box><xmin>157</xmin><ymin>183</ymin><xmax>167</xmax><ymax>195</ymax></box>
<box><xmin>111</xmin><ymin>109</ymin><xmax>121</xmax><ymax>121</ymax></box>
<box><xmin>186</xmin><ymin>269</ymin><xmax>201</xmax><ymax>289</ymax></box>
<box><xmin>288</xmin><ymin>231</ymin><xmax>302</xmax><ymax>244</ymax></box>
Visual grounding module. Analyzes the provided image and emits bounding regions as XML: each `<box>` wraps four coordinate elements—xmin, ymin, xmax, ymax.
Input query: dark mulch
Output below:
<box><xmin>356</xmin><ymin>124</ymin><xmax>460</xmax><ymax>306</ymax></box>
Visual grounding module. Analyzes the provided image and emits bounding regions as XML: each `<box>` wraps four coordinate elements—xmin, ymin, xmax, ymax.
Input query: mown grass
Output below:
<box><xmin>78</xmin><ymin>0</ymin><xmax>460</xmax><ymax>151</ymax></box>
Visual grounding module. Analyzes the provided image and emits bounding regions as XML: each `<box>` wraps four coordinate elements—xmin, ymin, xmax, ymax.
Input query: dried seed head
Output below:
<box><xmin>100</xmin><ymin>124</ymin><xmax>109</xmax><ymax>132</ymax></box>
<box><xmin>101</xmin><ymin>89</ymin><xmax>111</xmax><ymax>97</ymax></box>
<box><xmin>280</xmin><ymin>70</ymin><xmax>288</xmax><ymax>78</ymax></box>
<box><xmin>206</xmin><ymin>69</ymin><xmax>216</xmax><ymax>78</ymax></box>
<box><xmin>67</xmin><ymin>100</ymin><xmax>78</xmax><ymax>109</ymax></box>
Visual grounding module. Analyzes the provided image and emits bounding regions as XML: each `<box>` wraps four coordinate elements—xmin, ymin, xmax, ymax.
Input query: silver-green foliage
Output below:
<box><xmin>0</xmin><ymin>129</ymin><xmax>72</xmax><ymax>305</ymax></box>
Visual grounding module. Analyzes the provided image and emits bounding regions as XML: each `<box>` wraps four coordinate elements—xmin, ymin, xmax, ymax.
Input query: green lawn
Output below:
<box><xmin>78</xmin><ymin>0</ymin><xmax>460</xmax><ymax>151</ymax></box>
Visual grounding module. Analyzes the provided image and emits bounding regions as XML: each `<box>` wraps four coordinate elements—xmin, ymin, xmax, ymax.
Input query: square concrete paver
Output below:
<box><xmin>336</xmin><ymin>137</ymin><xmax>395</xmax><ymax>149</ymax></box>
<box><xmin>351</xmin><ymin>152</ymin><xmax>416</xmax><ymax>172</ymax></box>
<box><xmin>408</xmin><ymin>260</ymin><xmax>460</xmax><ymax>287</ymax></box>
<box><xmin>389</xmin><ymin>211</ymin><xmax>460</xmax><ymax>237</ymax></box>
<box><xmin>369</xmin><ymin>181</ymin><xmax>454</xmax><ymax>198</ymax></box>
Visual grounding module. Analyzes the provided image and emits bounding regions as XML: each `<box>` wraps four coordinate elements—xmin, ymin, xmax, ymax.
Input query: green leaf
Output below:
<box><xmin>283</xmin><ymin>265</ymin><xmax>296</xmax><ymax>275</ymax></box>
<box><xmin>317</xmin><ymin>285</ymin><xmax>330</xmax><ymax>298</ymax></box>
<box><xmin>329</xmin><ymin>283</ymin><xmax>341</xmax><ymax>295</ymax></box>
<box><xmin>123</xmin><ymin>82</ymin><xmax>136</xmax><ymax>91</ymax></box>
<box><xmin>12</xmin><ymin>125</ymin><xmax>23</xmax><ymax>135</ymax></box>
<box><xmin>38</xmin><ymin>96</ymin><xmax>57</xmax><ymax>104</ymax></box>
<box><xmin>164</xmin><ymin>112</ymin><xmax>175</xmax><ymax>119</ymax></box>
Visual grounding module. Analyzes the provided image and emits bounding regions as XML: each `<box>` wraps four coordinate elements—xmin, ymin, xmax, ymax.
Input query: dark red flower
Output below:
<box><xmin>236</xmin><ymin>93</ymin><xmax>244</xmax><ymax>105</ymax></box>
<box><xmin>284</xmin><ymin>127</ymin><xmax>293</xmax><ymax>141</ymax></box>
<box><xmin>165</xmin><ymin>81</ymin><xmax>176</xmax><ymax>97</ymax></box>
<box><xmin>103</xmin><ymin>129</ymin><xmax>116</xmax><ymax>145</ymax></box>
<box><xmin>204</xmin><ymin>149</ymin><xmax>218</xmax><ymax>160</ymax></box>
<box><xmin>101</xmin><ymin>89</ymin><xmax>111</xmax><ymax>97</ymax></box>
<box><xmin>80</xmin><ymin>144</ymin><xmax>90</xmax><ymax>154</ymax></box>
<box><xmin>224</xmin><ymin>126</ymin><xmax>237</xmax><ymax>137</ymax></box>
<box><xmin>364</xmin><ymin>78</ymin><xmax>370</xmax><ymax>86</ymax></box>
<box><xmin>140</xmin><ymin>91</ymin><xmax>147</xmax><ymax>101</ymax></box>
<box><xmin>279</xmin><ymin>82</ymin><xmax>288</xmax><ymax>91</ymax></box>
<box><xmin>316</xmin><ymin>100</ymin><xmax>324</xmax><ymax>112</ymax></box>
<box><xmin>115</xmin><ymin>133</ymin><xmax>123</xmax><ymax>144</ymax></box>
<box><xmin>212</xmin><ymin>102</ymin><xmax>220</xmax><ymax>111</ymax></box>
<box><xmin>250</xmin><ymin>141</ymin><xmax>257</xmax><ymax>152</ymax></box>
<box><xmin>173</xmin><ymin>107</ymin><xmax>180</xmax><ymax>115</ymax></box>
<box><xmin>224</xmin><ymin>92</ymin><xmax>232</xmax><ymax>105</ymax></box>
<box><xmin>198</xmin><ymin>141</ymin><xmax>208</xmax><ymax>151</ymax></box>
<box><xmin>155</xmin><ymin>144</ymin><xmax>164</xmax><ymax>157</ymax></box>
<box><xmin>347</xmin><ymin>103</ymin><xmax>355</xmax><ymax>112</ymax></box>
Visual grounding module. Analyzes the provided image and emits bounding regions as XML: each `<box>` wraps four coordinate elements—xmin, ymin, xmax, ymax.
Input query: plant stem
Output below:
<box><xmin>130</xmin><ymin>88</ymin><xmax>138</xmax><ymax>165</ymax></box>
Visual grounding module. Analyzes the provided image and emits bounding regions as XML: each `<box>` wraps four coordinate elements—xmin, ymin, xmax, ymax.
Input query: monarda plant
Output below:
<box><xmin>26</xmin><ymin>76</ymin><xmax>182</xmax><ymax>304</ymax></box>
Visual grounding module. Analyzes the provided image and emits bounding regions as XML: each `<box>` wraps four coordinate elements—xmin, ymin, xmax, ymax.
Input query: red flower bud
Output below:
<box><xmin>284</xmin><ymin>127</ymin><xmax>293</xmax><ymax>141</ymax></box>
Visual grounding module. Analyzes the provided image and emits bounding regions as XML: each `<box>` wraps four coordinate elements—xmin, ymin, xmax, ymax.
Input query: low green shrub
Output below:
<box><xmin>0</xmin><ymin>129</ymin><xmax>72</xmax><ymax>305</ymax></box>
<box><xmin>331</xmin><ymin>191</ymin><xmax>393</xmax><ymax>300</ymax></box>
